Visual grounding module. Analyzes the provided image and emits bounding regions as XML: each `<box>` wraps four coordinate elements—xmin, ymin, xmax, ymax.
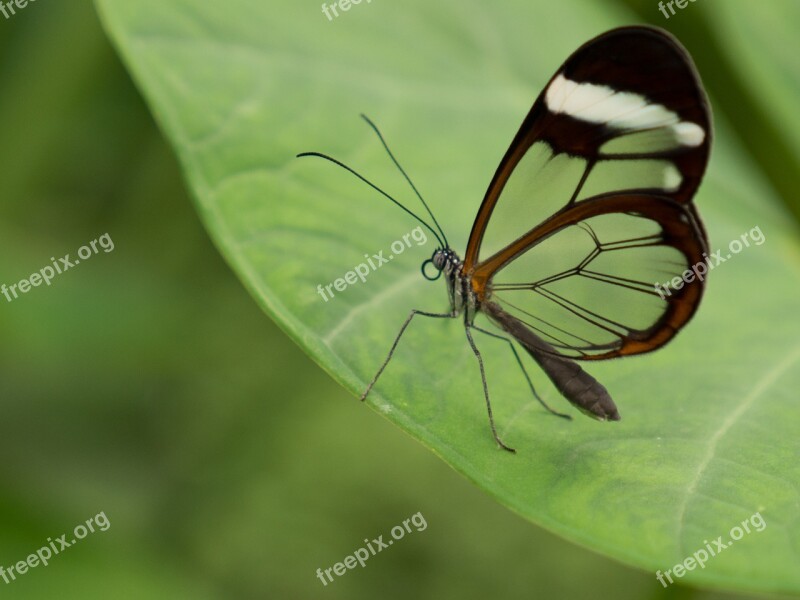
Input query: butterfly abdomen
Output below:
<box><xmin>483</xmin><ymin>300</ymin><xmax>620</xmax><ymax>421</ymax></box>
<box><xmin>526</xmin><ymin>350</ymin><xmax>620</xmax><ymax>422</ymax></box>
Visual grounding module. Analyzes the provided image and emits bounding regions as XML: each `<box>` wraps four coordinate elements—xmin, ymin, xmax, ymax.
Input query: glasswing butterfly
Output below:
<box><xmin>299</xmin><ymin>25</ymin><xmax>711</xmax><ymax>452</ymax></box>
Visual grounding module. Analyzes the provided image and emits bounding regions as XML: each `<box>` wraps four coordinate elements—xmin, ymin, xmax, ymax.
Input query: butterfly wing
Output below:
<box><xmin>465</xmin><ymin>26</ymin><xmax>711</xmax><ymax>360</ymax></box>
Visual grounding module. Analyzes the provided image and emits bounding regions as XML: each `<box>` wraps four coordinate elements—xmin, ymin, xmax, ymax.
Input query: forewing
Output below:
<box><xmin>464</xmin><ymin>26</ymin><xmax>711</xmax><ymax>360</ymax></box>
<box><xmin>464</xmin><ymin>26</ymin><xmax>711</xmax><ymax>269</ymax></box>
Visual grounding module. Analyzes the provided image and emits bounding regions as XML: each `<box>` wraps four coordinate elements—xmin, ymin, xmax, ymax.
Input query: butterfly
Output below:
<box><xmin>298</xmin><ymin>25</ymin><xmax>711</xmax><ymax>452</ymax></box>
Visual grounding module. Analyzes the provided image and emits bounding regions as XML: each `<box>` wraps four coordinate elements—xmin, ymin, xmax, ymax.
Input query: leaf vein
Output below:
<box><xmin>675</xmin><ymin>343</ymin><xmax>800</xmax><ymax>553</ymax></box>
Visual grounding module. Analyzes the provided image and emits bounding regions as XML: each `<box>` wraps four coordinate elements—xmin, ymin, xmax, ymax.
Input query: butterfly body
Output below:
<box><xmin>430</xmin><ymin>243</ymin><xmax>621</xmax><ymax>422</ymax></box>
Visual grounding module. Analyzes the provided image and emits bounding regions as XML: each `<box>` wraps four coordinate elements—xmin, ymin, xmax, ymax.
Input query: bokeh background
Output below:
<box><xmin>0</xmin><ymin>1</ymin><xmax>795</xmax><ymax>598</ymax></box>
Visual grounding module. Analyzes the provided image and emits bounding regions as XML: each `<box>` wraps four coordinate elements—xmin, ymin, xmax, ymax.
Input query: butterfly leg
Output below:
<box><xmin>463</xmin><ymin>324</ymin><xmax>516</xmax><ymax>453</ymax></box>
<box><xmin>361</xmin><ymin>309</ymin><xmax>455</xmax><ymax>401</ymax></box>
<box><xmin>471</xmin><ymin>325</ymin><xmax>572</xmax><ymax>421</ymax></box>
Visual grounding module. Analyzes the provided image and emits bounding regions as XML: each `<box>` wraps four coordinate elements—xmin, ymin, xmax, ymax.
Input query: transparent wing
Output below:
<box><xmin>464</xmin><ymin>26</ymin><xmax>711</xmax><ymax>359</ymax></box>
<box><xmin>482</xmin><ymin>195</ymin><xmax>707</xmax><ymax>359</ymax></box>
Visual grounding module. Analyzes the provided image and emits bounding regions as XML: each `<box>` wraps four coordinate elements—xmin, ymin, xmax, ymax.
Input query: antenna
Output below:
<box><xmin>296</xmin><ymin>151</ymin><xmax>445</xmax><ymax>248</ymax></box>
<box><xmin>359</xmin><ymin>114</ymin><xmax>449</xmax><ymax>248</ymax></box>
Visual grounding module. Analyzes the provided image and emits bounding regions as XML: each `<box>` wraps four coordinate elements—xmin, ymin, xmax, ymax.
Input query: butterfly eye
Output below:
<box><xmin>432</xmin><ymin>250</ymin><xmax>447</xmax><ymax>270</ymax></box>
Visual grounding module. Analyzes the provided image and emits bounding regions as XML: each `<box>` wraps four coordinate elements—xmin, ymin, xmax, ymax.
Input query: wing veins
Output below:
<box><xmin>534</xmin><ymin>286</ymin><xmax>631</xmax><ymax>338</ymax></box>
<box><xmin>579</xmin><ymin>270</ymin><xmax>663</xmax><ymax>296</ymax></box>
<box><xmin>495</xmin><ymin>295</ymin><xmax>595</xmax><ymax>348</ymax></box>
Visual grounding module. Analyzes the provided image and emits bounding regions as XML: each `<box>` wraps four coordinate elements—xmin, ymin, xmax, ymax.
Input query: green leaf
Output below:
<box><xmin>95</xmin><ymin>0</ymin><xmax>800</xmax><ymax>594</ymax></box>
<box><xmin>694</xmin><ymin>0</ymin><xmax>800</xmax><ymax>223</ymax></box>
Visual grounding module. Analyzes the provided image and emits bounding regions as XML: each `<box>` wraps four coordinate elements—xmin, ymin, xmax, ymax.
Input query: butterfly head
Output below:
<box><xmin>421</xmin><ymin>248</ymin><xmax>460</xmax><ymax>282</ymax></box>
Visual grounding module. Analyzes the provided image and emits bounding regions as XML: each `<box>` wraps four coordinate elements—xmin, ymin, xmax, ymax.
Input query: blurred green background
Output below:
<box><xmin>0</xmin><ymin>1</ymin><xmax>794</xmax><ymax>598</ymax></box>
